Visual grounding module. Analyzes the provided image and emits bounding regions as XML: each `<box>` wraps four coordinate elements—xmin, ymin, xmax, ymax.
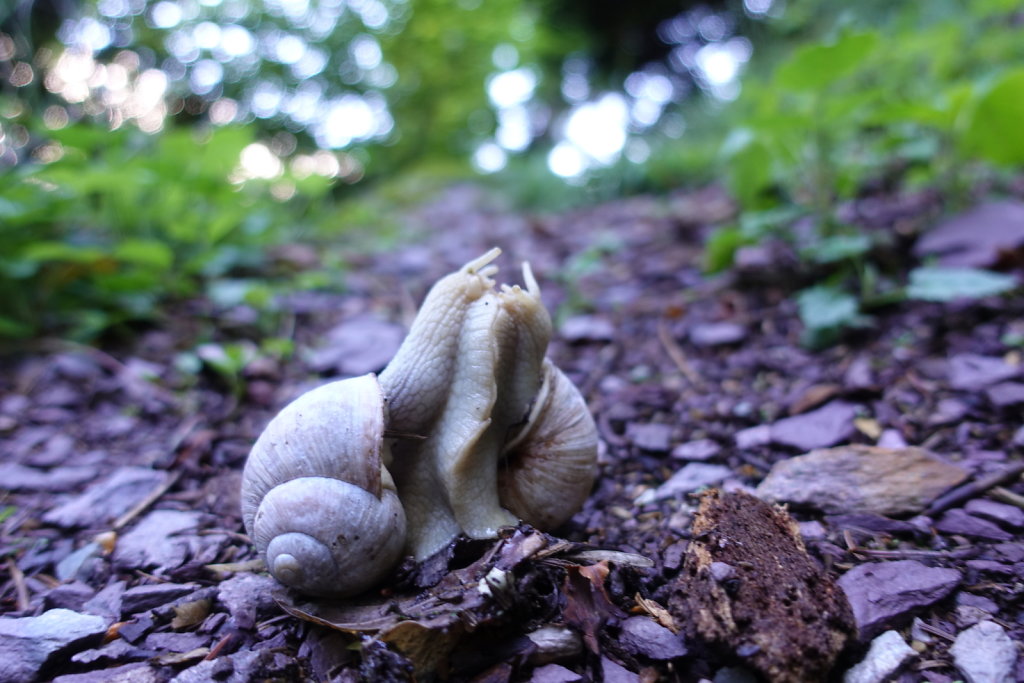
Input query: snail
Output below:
<box><xmin>240</xmin><ymin>248</ymin><xmax>599</xmax><ymax>597</ymax></box>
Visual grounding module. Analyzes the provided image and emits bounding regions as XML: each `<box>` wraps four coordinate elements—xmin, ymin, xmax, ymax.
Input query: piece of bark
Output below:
<box><xmin>668</xmin><ymin>489</ymin><xmax>854</xmax><ymax>683</ymax></box>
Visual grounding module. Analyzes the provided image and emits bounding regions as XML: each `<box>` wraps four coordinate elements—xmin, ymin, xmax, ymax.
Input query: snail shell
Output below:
<box><xmin>240</xmin><ymin>374</ymin><xmax>406</xmax><ymax>597</ymax></box>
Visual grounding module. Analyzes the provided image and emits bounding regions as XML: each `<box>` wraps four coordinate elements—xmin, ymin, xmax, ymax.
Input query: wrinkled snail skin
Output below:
<box><xmin>240</xmin><ymin>248</ymin><xmax>599</xmax><ymax>596</ymax></box>
<box><xmin>377</xmin><ymin>247</ymin><xmax>501</xmax><ymax>437</ymax></box>
<box><xmin>241</xmin><ymin>375</ymin><xmax>406</xmax><ymax>597</ymax></box>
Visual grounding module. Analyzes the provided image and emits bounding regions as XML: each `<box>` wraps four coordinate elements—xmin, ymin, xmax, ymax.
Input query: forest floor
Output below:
<box><xmin>1</xmin><ymin>183</ymin><xmax>1023</xmax><ymax>682</ymax></box>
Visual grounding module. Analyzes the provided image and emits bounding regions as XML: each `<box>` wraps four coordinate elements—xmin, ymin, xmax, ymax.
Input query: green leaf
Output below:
<box><xmin>962</xmin><ymin>68</ymin><xmax>1024</xmax><ymax>165</ymax></box>
<box><xmin>775</xmin><ymin>32</ymin><xmax>879</xmax><ymax>92</ymax></box>
<box><xmin>802</xmin><ymin>233</ymin><xmax>872</xmax><ymax>264</ymax></box>
<box><xmin>21</xmin><ymin>241</ymin><xmax>107</xmax><ymax>264</ymax></box>
<box><xmin>703</xmin><ymin>226</ymin><xmax>751</xmax><ymax>273</ymax></box>
<box><xmin>907</xmin><ymin>266</ymin><xmax>1017</xmax><ymax>301</ymax></box>
<box><xmin>113</xmin><ymin>240</ymin><xmax>175</xmax><ymax>270</ymax></box>
<box><xmin>797</xmin><ymin>285</ymin><xmax>871</xmax><ymax>348</ymax></box>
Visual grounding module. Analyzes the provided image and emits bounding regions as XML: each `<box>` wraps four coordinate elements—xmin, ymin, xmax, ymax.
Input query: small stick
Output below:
<box><xmin>657</xmin><ymin>319</ymin><xmax>703</xmax><ymax>388</ymax></box>
<box><xmin>6</xmin><ymin>557</ymin><xmax>29</xmax><ymax>612</ymax></box>
<box><xmin>113</xmin><ymin>470</ymin><xmax>182</xmax><ymax>531</ymax></box>
<box><xmin>924</xmin><ymin>462</ymin><xmax>1024</xmax><ymax>517</ymax></box>
<box><xmin>990</xmin><ymin>486</ymin><xmax>1024</xmax><ymax>509</ymax></box>
<box><xmin>850</xmin><ymin>546</ymin><xmax>979</xmax><ymax>561</ymax></box>
<box><xmin>204</xmin><ymin>633</ymin><xmax>234</xmax><ymax>660</ymax></box>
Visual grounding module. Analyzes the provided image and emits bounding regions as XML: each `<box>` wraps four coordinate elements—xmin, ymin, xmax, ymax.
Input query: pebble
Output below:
<box><xmin>689</xmin><ymin>322</ymin><xmax>747</xmax><ymax>347</ymax></box>
<box><xmin>635</xmin><ymin>463</ymin><xmax>733</xmax><ymax>504</ymax></box>
<box><xmin>756</xmin><ymin>445</ymin><xmax>967</xmax><ymax>515</ymax></box>
<box><xmin>935</xmin><ymin>509</ymin><xmax>1013</xmax><ymax>542</ymax></box>
<box><xmin>769</xmin><ymin>401</ymin><xmax>857</xmax><ymax>451</ymax></box>
<box><xmin>985</xmin><ymin>382</ymin><xmax>1024</xmax><ymax>407</ymax></box>
<box><xmin>843</xmin><ymin>630</ymin><xmax>916</xmax><ymax>683</ymax></box>
<box><xmin>217</xmin><ymin>573</ymin><xmax>280</xmax><ymax>631</ymax></box>
<box><xmin>0</xmin><ymin>462</ymin><xmax>98</xmax><ymax>492</ymax></box>
<box><xmin>113</xmin><ymin>510</ymin><xmax>203</xmax><ymax>572</ymax></box>
<box><xmin>121</xmin><ymin>583</ymin><xmax>201</xmax><ymax>615</ymax></box>
<box><xmin>626</xmin><ymin>422</ymin><xmax>674</xmax><ymax>452</ymax></box>
<box><xmin>559</xmin><ymin>315</ymin><xmax>615</xmax><ymax>342</ymax></box>
<box><xmin>618</xmin><ymin>617</ymin><xmax>687</xmax><ymax>660</ymax></box>
<box><xmin>530</xmin><ymin>663</ymin><xmax>583</xmax><ymax>683</ymax></box>
<box><xmin>670</xmin><ymin>438</ymin><xmax>720</xmax><ymax>461</ymax></box>
<box><xmin>947</xmin><ymin>354</ymin><xmax>1021</xmax><ymax>391</ymax></box>
<box><xmin>837</xmin><ymin>560</ymin><xmax>961</xmax><ymax>639</ymax></box>
<box><xmin>950</xmin><ymin>621</ymin><xmax>1016</xmax><ymax>683</ymax></box>
<box><xmin>964</xmin><ymin>499</ymin><xmax>1024</xmax><ymax>529</ymax></box>
<box><xmin>0</xmin><ymin>608</ymin><xmax>110</xmax><ymax>682</ymax></box>
<box><xmin>43</xmin><ymin>467</ymin><xmax>168</xmax><ymax>528</ymax></box>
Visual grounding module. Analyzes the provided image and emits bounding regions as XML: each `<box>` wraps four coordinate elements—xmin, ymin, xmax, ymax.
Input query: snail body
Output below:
<box><xmin>241</xmin><ymin>249</ymin><xmax>598</xmax><ymax>597</ymax></box>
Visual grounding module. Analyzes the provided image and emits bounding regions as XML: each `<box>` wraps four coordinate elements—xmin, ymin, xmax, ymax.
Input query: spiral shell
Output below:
<box><xmin>241</xmin><ymin>374</ymin><xmax>406</xmax><ymax>597</ymax></box>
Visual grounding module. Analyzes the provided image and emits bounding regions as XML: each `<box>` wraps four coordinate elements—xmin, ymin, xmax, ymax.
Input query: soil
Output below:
<box><xmin>1</xmin><ymin>183</ymin><xmax>1023</xmax><ymax>682</ymax></box>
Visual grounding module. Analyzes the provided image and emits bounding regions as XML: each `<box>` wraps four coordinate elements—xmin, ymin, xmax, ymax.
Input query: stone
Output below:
<box><xmin>671</xmin><ymin>438</ymin><xmax>720</xmax><ymax>461</ymax></box>
<box><xmin>0</xmin><ymin>608</ymin><xmax>109</xmax><ymax>682</ymax></box>
<box><xmin>600</xmin><ymin>656</ymin><xmax>640</xmax><ymax>683</ymax></box>
<box><xmin>626</xmin><ymin>422</ymin><xmax>674</xmax><ymax>452</ymax></box>
<box><xmin>635</xmin><ymin>463</ymin><xmax>733</xmax><ymax>504</ymax></box>
<box><xmin>837</xmin><ymin>561</ymin><xmax>961</xmax><ymax>639</ymax></box>
<box><xmin>306</xmin><ymin>315</ymin><xmax>405</xmax><ymax>375</ymax></box>
<box><xmin>217</xmin><ymin>573</ymin><xmax>280</xmax><ymax>631</ymax></box>
<box><xmin>618</xmin><ymin>617</ymin><xmax>687</xmax><ymax>660</ymax></box>
<box><xmin>559</xmin><ymin>315</ymin><xmax>615</xmax><ymax>342</ymax></box>
<box><xmin>913</xmin><ymin>200</ymin><xmax>1024</xmax><ymax>268</ymax></box>
<box><xmin>53</xmin><ymin>662</ymin><xmax>162</xmax><ymax>683</ymax></box>
<box><xmin>530</xmin><ymin>663</ymin><xmax>583</xmax><ymax>683</ymax></box>
<box><xmin>964</xmin><ymin>498</ymin><xmax>1024</xmax><ymax>529</ymax></box>
<box><xmin>985</xmin><ymin>382</ymin><xmax>1024</xmax><ymax>407</ymax></box>
<box><xmin>950</xmin><ymin>621</ymin><xmax>1016</xmax><ymax>683</ymax></box>
<box><xmin>735</xmin><ymin>424</ymin><xmax>771</xmax><ymax>449</ymax></box>
<box><xmin>755</xmin><ymin>445</ymin><xmax>967</xmax><ymax>515</ymax></box>
<box><xmin>0</xmin><ymin>462</ymin><xmax>97</xmax><ymax>492</ymax></box>
<box><xmin>770</xmin><ymin>401</ymin><xmax>857</xmax><ymax>451</ymax></box>
<box><xmin>935</xmin><ymin>509</ymin><xmax>1013</xmax><ymax>542</ymax></box>
<box><xmin>843</xmin><ymin>630</ymin><xmax>916</xmax><ymax>683</ymax></box>
<box><xmin>121</xmin><ymin>583</ymin><xmax>201</xmax><ymax>615</ymax></box>
<box><xmin>689</xmin><ymin>322</ymin><xmax>747</xmax><ymax>347</ymax></box>
<box><xmin>43</xmin><ymin>467</ymin><xmax>168</xmax><ymax>528</ymax></box>
<box><xmin>947</xmin><ymin>354</ymin><xmax>1021</xmax><ymax>391</ymax></box>
<box><xmin>669</xmin><ymin>490</ymin><xmax>854</xmax><ymax>683</ymax></box>
<box><xmin>113</xmin><ymin>510</ymin><xmax>202</xmax><ymax>572</ymax></box>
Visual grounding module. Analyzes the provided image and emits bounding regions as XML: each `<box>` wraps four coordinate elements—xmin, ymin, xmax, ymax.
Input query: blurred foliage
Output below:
<box><xmin>0</xmin><ymin>0</ymin><xmax>1022</xmax><ymax>347</ymax></box>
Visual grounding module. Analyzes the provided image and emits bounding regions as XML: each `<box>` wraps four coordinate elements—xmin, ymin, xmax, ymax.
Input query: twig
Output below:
<box><xmin>924</xmin><ymin>462</ymin><xmax>1024</xmax><ymax>517</ymax></box>
<box><xmin>916</xmin><ymin>621</ymin><xmax>956</xmax><ymax>642</ymax></box>
<box><xmin>990</xmin><ymin>486</ymin><xmax>1024</xmax><ymax>509</ymax></box>
<box><xmin>850</xmin><ymin>546</ymin><xmax>979</xmax><ymax>561</ymax></box>
<box><xmin>6</xmin><ymin>557</ymin><xmax>29</xmax><ymax>612</ymax></box>
<box><xmin>657</xmin><ymin>319</ymin><xmax>703</xmax><ymax>389</ymax></box>
<box><xmin>204</xmin><ymin>633</ymin><xmax>234</xmax><ymax>660</ymax></box>
<box><xmin>113</xmin><ymin>470</ymin><xmax>182</xmax><ymax>531</ymax></box>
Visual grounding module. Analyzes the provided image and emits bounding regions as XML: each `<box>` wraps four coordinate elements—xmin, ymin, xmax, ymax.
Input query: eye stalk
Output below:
<box><xmin>240</xmin><ymin>249</ymin><xmax>599</xmax><ymax>597</ymax></box>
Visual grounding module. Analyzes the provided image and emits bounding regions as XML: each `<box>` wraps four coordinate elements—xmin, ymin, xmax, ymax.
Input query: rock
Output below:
<box><xmin>525</xmin><ymin>625</ymin><xmax>582</xmax><ymax>665</ymax></box>
<box><xmin>619</xmin><ymin>617</ymin><xmax>687</xmax><ymax>660</ymax></box>
<box><xmin>43</xmin><ymin>467</ymin><xmax>168</xmax><ymax>528</ymax></box>
<box><xmin>928</xmin><ymin>398</ymin><xmax>969</xmax><ymax>426</ymax></box>
<box><xmin>559</xmin><ymin>315</ymin><xmax>615</xmax><ymax>342</ymax></box>
<box><xmin>755</xmin><ymin>445</ymin><xmax>967</xmax><ymax>515</ymax></box>
<box><xmin>669</xmin><ymin>490</ymin><xmax>854</xmax><ymax>683</ymax></box>
<box><xmin>600</xmin><ymin>656</ymin><xmax>640</xmax><ymax>683</ymax></box>
<box><xmin>837</xmin><ymin>561</ymin><xmax>961</xmax><ymax>639</ymax></box>
<box><xmin>44</xmin><ymin>581</ymin><xmax>96</xmax><ymax>612</ymax></box>
<box><xmin>53</xmin><ymin>662</ymin><xmax>162</xmax><ymax>683</ymax></box>
<box><xmin>935</xmin><ymin>509</ymin><xmax>1013</xmax><ymax>541</ymax></box>
<box><xmin>964</xmin><ymin>499</ymin><xmax>1024</xmax><ymax>529</ymax></box>
<box><xmin>0</xmin><ymin>608</ymin><xmax>109</xmax><ymax>682</ymax></box>
<box><xmin>843</xmin><ymin>630</ymin><xmax>916</xmax><ymax>683</ymax></box>
<box><xmin>913</xmin><ymin>200</ymin><xmax>1024</xmax><ymax>268</ymax></box>
<box><xmin>626</xmin><ymin>422</ymin><xmax>674</xmax><ymax>452</ymax></box>
<box><xmin>306</xmin><ymin>314</ymin><xmax>405</xmax><ymax>375</ymax></box>
<box><xmin>947</xmin><ymin>354</ymin><xmax>1021</xmax><ymax>391</ymax></box>
<box><xmin>530</xmin><ymin>663</ymin><xmax>583</xmax><ymax>683</ymax></box>
<box><xmin>950</xmin><ymin>621</ymin><xmax>1016</xmax><ymax>683</ymax></box>
<box><xmin>113</xmin><ymin>510</ymin><xmax>202</xmax><ymax>572</ymax></box>
<box><xmin>635</xmin><ymin>463</ymin><xmax>733</xmax><ymax>504</ymax></box>
<box><xmin>121</xmin><ymin>583</ymin><xmax>201</xmax><ymax>615</ymax></box>
<box><xmin>217</xmin><ymin>573</ymin><xmax>280</xmax><ymax>631</ymax></box>
<box><xmin>671</xmin><ymin>438</ymin><xmax>720</xmax><ymax>461</ymax></box>
<box><xmin>0</xmin><ymin>462</ymin><xmax>97</xmax><ymax>492</ymax></box>
<box><xmin>689</xmin><ymin>322</ymin><xmax>747</xmax><ymax>347</ymax></box>
<box><xmin>735</xmin><ymin>424</ymin><xmax>771</xmax><ymax>449</ymax></box>
<box><xmin>985</xmin><ymin>382</ymin><xmax>1024</xmax><ymax>407</ymax></box>
<box><xmin>770</xmin><ymin>401</ymin><xmax>857</xmax><ymax>451</ymax></box>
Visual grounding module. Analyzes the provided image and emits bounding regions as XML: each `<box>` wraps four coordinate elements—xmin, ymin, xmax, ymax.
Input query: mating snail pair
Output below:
<box><xmin>240</xmin><ymin>248</ymin><xmax>599</xmax><ymax>597</ymax></box>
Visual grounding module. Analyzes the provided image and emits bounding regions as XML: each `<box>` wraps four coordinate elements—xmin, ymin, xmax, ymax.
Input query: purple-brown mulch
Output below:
<box><xmin>1</xmin><ymin>184</ymin><xmax>1023</xmax><ymax>682</ymax></box>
